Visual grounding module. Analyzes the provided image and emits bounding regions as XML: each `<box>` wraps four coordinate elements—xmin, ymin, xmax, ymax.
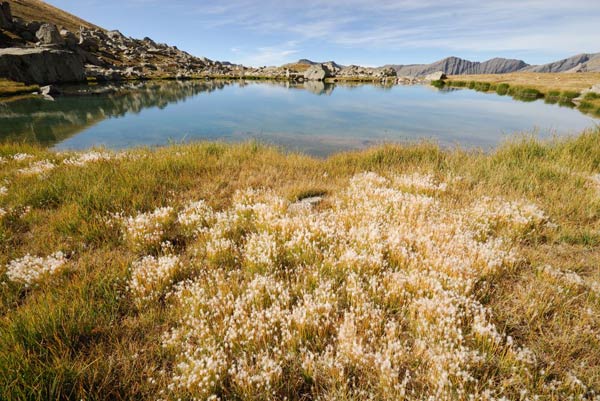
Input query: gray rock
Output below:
<box><xmin>60</xmin><ymin>29</ymin><xmax>79</xmax><ymax>48</ymax></box>
<box><xmin>0</xmin><ymin>48</ymin><xmax>86</xmax><ymax>84</ymax></box>
<box><xmin>424</xmin><ymin>71</ymin><xmax>447</xmax><ymax>81</ymax></box>
<box><xmin>40</xmin><ymin>84</ymin><xmax>61</xmax><ymax>96</ymax></box>
<box><xmin>0</xmin><ymin>1</ymin><xmax>13</xmax><ymax>30</ymax></box>
<box><xmin>303</xmin><ymin>64</ymin><xmax>332</xmax><ymax>81</ymax></box>
<box><xmin>107</xmin><ymin>30</ymin><xmax>125</xmax><ymax>41</ymax></box>
<box><xmin>36</xmin><ymin>23</ymin><xmax>64</xmax><ymax>46</ymax></box>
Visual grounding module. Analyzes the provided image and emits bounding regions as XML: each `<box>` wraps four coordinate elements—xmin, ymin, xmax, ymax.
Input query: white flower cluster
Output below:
<box><xmin>63</xmin><ymin>151</ymin><xmax>115</xmax><ymax>167</ymax></box>
<box><xmin>0</xmin><ymin>207</ymin><xmax>6</xmax><ymax>219</ymax></box>
<box><xmin>155</xmin><ymin>173</ymin><xmax>559</xmax><ymax>400</ymax></box>
<box><xmin>12</xmin><ymin>153</ymin><xmax>34</xmax><ymax>162</ymax></box>
<box><xmin>539</xmin><ymin>265</ymin><xmax>600</xmax><ymax>295</ymax></box>
<box><xmin>5</xmin><ymin>252</ymin><xmax>67</xmax><ymax>287</ymax></box>
<box><xmin>128</xmin><ymin>254</ymin><xmax>180</xmax><ymax>307</ymax></box>
<box><xmin>122</xmin><ymin>207</ymin><xmax>175</xmax><ymax>251</ymax></box>
<box><xmin>17</xmin><ymin>160</ymin><xmax>56</xmax><ymax>176</ymax></box>
<box><xmin>0</xmin><ymin>186</ymin><xmax>7</xmax><ymax>196</ymax></box>
<box><xmin>393</xmin><ymin>172</ymin><xmax>448</xmax><ymax>192</ymax></box>
<box><xmin>177</xmin><ymin>200</ymin><xmax>215</xmax><ymax>237</ymax></box>
<box><xmin>469</xmin><ymin>196</ymin><xmax>549</xmax><ymax>239</ymax></box>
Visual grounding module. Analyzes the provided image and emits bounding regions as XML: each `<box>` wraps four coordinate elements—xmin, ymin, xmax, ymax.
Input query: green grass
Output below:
<box><xmin>0</xmin><ymin>78</ymin><xmax>39</xmax><ymax>98</ymax></box>
<box><xmin>442</xmin><ymin>79</ymin><xmax>600</xmax><ymax>114</ymax></box>
<box><xmin>1</xmin><ymin>132</ymin><xmax>600</xmax><ymax>399</ymax></box>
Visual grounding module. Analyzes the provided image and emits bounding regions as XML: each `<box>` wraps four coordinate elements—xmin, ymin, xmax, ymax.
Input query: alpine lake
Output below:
<box><xmin>1</xmin><ymin>79</ymin><xmax>597</xmax><ymax>157</ymax></box>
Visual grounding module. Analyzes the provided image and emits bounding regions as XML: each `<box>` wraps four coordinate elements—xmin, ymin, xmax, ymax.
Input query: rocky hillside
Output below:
<box><xmin>524</xmin><ymin>53</ymin><xmax>600</xmax><ymax>73</ymax></box>
<box><xmin>0</xmin><ymin>0</ymin><xmax>243</xmax><ymax>84</ymax></box>
<box><xmin>6</xmin><ymin>0</ymin><xmax>100</xmax><ymax>33</ymax></box>
<box><xmin>387</xmin><ymin>56</ymin><xmax>530</xmax><ymax>77</ymax></box>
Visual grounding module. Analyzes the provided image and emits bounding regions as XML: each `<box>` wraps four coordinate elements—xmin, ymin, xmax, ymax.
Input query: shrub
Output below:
<box><xmin>496</xmin><ymin>83</ymin><xmax>510</xmax><ymax>96</ymax></box>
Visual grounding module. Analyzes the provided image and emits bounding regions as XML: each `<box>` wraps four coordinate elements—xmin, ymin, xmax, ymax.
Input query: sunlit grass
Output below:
<box><xmin>1</xmin><ymin>132</ymin><xmax>599</xmax><ymax>400</ymax></box>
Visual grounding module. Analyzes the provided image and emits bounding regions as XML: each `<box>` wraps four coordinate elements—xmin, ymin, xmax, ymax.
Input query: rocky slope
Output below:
<box><xmin>0</xmin><ymin>0</ymin><xmax>243</xmax><ymax>84</ymax></box>
<box><xmin>524</xmin><ymin>53</ymin><xmax>600</xmax><ymax>73</ymax></box>
<box><xmin>387</xmin><ymin>56</ymin><xmax>530</xmax><ymax>77</ymax></box>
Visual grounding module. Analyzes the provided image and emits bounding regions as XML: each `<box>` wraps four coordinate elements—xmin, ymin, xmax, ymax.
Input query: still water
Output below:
<box><xmin>0</xmin><ymin>80</ymin><xmax>597</xmax><ymax>156</ymax></box>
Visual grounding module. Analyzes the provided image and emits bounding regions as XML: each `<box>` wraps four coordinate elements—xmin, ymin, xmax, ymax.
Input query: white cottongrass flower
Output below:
<box><xmin>5</xmin><ymin>252</ymin><xmax>67</xmax><ymax>287</ymax></box>
<box><xmin>393</xmin><ymin>172</ymin><xmax>447</xmax><ymax>192</ymax></box>
<box><xmin>539</xmin><ymin>265</ymin><xmax>600</xmax><ymax>296</ymax></box>
<box><xmin>18</xmin><ymin>160</ymin><xmax>56</xmax><ymax>176</ymax></box>
<box><xmin>0</xmin><ymin>186</ymin><xmax>7</xmax><ymax>196</ymax></box>
<box><xmin>12</xmin><ymin>153</ymin><xmax>34</xmax><ymax>161</ymax></box>
<box><xmin>159</xmin><ymin>172</ymin><xmax>556</xmax><ymax>400</ymax></box>
<box><xmin>128</xmin><ymin>254</ymin><xmax>180</xmax><ymax>306</ymax></box>
<box><xmin>63</xmin><ymin>151</ymin><xmax>114</xmax><ymax>167</ymax></box>
<box><xmin>177</xmin><ymin>200</ymin><xmax>215</xmax><ymax>237</ymax></box>
<box><xmin>123</xmin><ymin>207</ymin><xmax>175</xmax><ymax>251</ymax></box>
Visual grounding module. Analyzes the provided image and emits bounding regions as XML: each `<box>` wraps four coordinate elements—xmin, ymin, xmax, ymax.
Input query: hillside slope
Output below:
<box><xmin>6</xmin><ymin>0</ymin><xmax>101</xmax><ymax>33</ymax></box>
<box><xmin>387</xmin><ymin>56</ymin><xmax>530</xmax><ymax>77</ymax></box>
<box><xmin>525</xmin><ymin>53</ymin><xmax>600</xmax><ymax>73</ymax></box>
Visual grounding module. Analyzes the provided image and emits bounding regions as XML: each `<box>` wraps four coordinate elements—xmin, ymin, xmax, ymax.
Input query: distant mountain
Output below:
<box><xmin>385</xmin><ymin>56</ymin><xmax>529</xmax><ymax>77</ymax></box>
<box><xmin>524</xmin><ymin>53</ymin><xmax>600</xmax><ymax>73</ymax></box>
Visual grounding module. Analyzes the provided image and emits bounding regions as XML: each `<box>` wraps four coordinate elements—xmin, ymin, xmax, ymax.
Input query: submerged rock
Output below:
<box><xmin>0</xmin><ymin>48</ymin><xmax>86</xmax><ymax>84</ymax></box>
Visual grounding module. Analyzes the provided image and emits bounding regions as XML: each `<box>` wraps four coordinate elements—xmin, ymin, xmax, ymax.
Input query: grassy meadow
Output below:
<box><xmin>1</xmin><ymin>131</ymin><xmax>600</xmax><ymax>400</ymax></box>
<box><xmin>443</xmin><ymin>72</ymin><xmax>600</xmax><ymax>117</ymax></box>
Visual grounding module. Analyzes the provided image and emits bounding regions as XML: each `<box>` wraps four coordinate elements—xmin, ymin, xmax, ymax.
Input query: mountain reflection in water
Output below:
<box><xmin>0</xmin><ymin>79</ymin><xmax>596</xmax><ymax>156</ymax></box>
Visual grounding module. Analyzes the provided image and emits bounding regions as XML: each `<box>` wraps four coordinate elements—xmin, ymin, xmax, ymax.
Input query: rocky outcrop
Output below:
<box><xmin>0</xmin><ymin>47</ymin><xmax>85</xmax><ymax>84</ymax></box>
<box><xmin>35</xmin><ymin>23</ymin><xmax>64</xmax><ymax>45</ymax></box>
<box><xmin>304</xmin><ymin>64</ymin><xmax>332</xmax><ymax>81</ymax></box>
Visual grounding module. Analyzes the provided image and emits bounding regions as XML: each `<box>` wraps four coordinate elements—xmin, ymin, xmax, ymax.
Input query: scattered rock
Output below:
<box><xmin>303</xmin><ymin>64</ymin><xmax>332</xmax><ymax>81</ymax></box>
<box><xmin>0</xmin><ymin>48</ymin><xmax>86</xmax><ymax>84</ymax></box>
<box><xmin>60</xmin><ymin>28</ymin><xmax>78</xmax><ymax>48</ymax></box>
<box><xmin>35</xmin><ymin>23</ymin><xmax>64</xmax><ymax>46</ymax></box>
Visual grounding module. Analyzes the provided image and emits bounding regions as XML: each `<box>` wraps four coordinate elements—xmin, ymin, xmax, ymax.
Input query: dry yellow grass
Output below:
<box><xmin>6</xmin><ymin>0</ymin><xmax>102</xmax><ymax>33</ymax></box>
<box><xmin>0</xmin><ymin>132</ymin><xmax>599</xmax><ymax>400</ymax></box>
<box><xmin>447</xmin><ymin>72</ymin><xmax>600</xmax><ymax>93</ymax></box>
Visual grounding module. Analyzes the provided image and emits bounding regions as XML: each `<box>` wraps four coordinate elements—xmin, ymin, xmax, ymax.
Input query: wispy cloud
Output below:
<box><xmin>51</xmin><ymin>0</ymin><xmax>600</xmax><ymax>65</ymax></box>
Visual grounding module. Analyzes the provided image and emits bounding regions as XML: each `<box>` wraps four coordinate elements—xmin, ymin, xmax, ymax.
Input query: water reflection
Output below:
<box><xmin>0</xmin><ymin>80</ymin><xmax>236</xmax><ymax>145</ymax></box>
<box><xmin>0</xmin><ymin>80</ymin><xmax>597</xmax><ymax>156</ymax></box>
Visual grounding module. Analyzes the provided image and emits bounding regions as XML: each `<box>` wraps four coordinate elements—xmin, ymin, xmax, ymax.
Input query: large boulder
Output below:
<box><xmin>36</xmin><ymin>23</ymin><xmax>65</xmax><ymax>46</ymax></box>
<box><xmin>0</xmin><ymin>1</ymin><xmax>13</xmax><ymax>29</ymax></box>
<box><xmin>303</xmin><ymin>64</ymin><xmax>332</xmax><ymax>81</ymax></box>
<box><xmin>424</xmin><ymin>71</ymin><xmax>447</xmax><ymax>81</ymax></box>
<box><xmin>0</xmin><ymin>48</ymin><xmax>86</xmax><ymax>84</ymax></box>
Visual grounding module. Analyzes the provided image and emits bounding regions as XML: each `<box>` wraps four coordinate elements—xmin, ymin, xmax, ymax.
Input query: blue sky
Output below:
<box><xmin>48</xmin><ymin>0</ymin><xmax>600</xmax><ymax>67</ymax></box>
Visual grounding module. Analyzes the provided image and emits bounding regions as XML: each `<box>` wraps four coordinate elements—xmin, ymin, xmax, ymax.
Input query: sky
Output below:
<box><xmin>47</xmin><ymin>0</ymin><xmax>600</xmax><ymax>67</ymax></box>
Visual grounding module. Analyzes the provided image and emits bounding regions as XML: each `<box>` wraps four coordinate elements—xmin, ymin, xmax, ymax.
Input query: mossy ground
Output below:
<box><xmin>1</xmin><ymin>132</ymin><xmax>599</xmax><ymax>399</ymax></box>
